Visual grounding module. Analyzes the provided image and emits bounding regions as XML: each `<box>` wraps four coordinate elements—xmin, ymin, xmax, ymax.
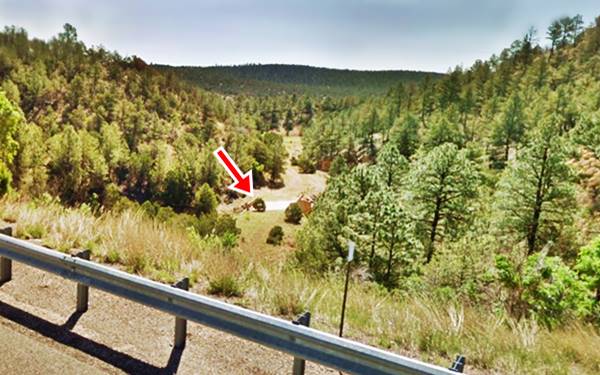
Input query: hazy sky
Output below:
<box><xmin>0</xmin><ymin>0</ymin><xmax>599</xmax><ymax>72</ymax></box>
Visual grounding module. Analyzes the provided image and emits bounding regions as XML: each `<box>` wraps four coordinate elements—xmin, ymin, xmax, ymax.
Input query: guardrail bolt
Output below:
<box><xmin>0</xmin><ymin>226</ymin><xmax>13</xmax><ymax>284</ymax></box>
<box><xmin>292</xmin><ymin>311</ymin><xmax>311</xmax><ymax>375</ymax></box>
<box><xmin>74</xmin><ymin>250</ymin><xmax>91</xmax><ymax>312</ymax></box>
<box><xmin>449</xmin><ymin>355</ymin><xmax>466</xmax><ymax>373</ymax></box>
<box><xmin>173</xmin><ymin>277</ymin><xmax>189</xmax><ymax>348</ymax></box>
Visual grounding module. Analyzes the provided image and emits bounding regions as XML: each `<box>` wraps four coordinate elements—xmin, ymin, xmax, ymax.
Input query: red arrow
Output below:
<box><xmin>213</xmin><ymin>146</ymin><xmax>254</xmax><ymax>196</ymax></box>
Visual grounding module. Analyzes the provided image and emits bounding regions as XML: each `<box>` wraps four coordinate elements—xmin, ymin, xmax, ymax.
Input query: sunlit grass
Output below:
<box><xmin>1</xmin><ymin>195</ymin><xmax>598</xmax><ymax>374</ymax></box>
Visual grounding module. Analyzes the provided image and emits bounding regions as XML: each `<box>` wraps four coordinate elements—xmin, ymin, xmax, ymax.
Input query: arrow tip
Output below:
<box><xmin>229</xmin><ymin>171</ymin><xmax>254</xmax><ymax>197</ymax></box>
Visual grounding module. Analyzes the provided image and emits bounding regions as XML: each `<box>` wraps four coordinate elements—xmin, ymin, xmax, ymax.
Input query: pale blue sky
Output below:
<box><xmin>0</xmin><ymin>0</ymin><xmax>598</xmax><ymax>72</ymax></box>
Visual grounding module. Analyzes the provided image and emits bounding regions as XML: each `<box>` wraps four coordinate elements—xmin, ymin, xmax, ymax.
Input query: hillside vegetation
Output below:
<box><xmin>296</xmin><ymin>14</ymin><xmax>600</xmax><ymax>329</ymax></box>
<box><xmin>154</xmin><ymin>63</ymin><xmax>442</xmax><ymax>96</ymax></box>
<box><xmin>0</xmin><ymin>14</ymin><xmax>599</xmax><ymax>375</ymax></box>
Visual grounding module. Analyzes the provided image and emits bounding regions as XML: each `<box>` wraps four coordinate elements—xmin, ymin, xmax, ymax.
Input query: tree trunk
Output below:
<box><xmin>368</xmin><ymin>214</ymin><xmax>379</xmax><ymax>270</ymax></box>
<box><xmin>385</xmin><ymin>225</ymin><xmax>397</xmax><ymax>282</ymax></box>
<box><xmin>527</xmin><ymin>147</ymin><xmax>548</xmax><ymax>255</ymax></box>
<box><xmin>425</xmin><ymin>197</ymin><xmax>442</xmax><ymax>264</ymax></box>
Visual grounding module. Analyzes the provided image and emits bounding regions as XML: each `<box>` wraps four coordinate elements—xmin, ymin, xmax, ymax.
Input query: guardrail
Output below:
<box><xmin>0</xmin><ymin>230</ymin><xmax>459</xmax><ymax>375</ymax></box>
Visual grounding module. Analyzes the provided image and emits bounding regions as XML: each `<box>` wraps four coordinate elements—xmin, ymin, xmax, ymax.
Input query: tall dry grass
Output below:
<box><xmin>1</xmin><ymin>196</ymin><xmax>598</xmax><ymax>374</ymax></box>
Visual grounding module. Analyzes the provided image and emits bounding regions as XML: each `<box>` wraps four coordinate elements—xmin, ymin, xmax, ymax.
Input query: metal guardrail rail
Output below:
<box><xmin>0</xmin><ymin>232</ymin><xmax>456</xmax><ymax>375</ymax></box>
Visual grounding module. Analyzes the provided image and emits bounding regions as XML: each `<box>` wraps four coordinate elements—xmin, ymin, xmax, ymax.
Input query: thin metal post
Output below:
<box><xmin>292</xmin><ymin>311</ymin><xmax>311</xmax><ymax>375</ymax></box>
<box><xmin>0</xmin><ymin>227</ymin><xmax>13</xmax><ymax>284</ymax></box>
<box><xmin>338</xmin><ymin>262</ymin><xmax>351</xmax><ymax>337</ymax></box>
<box><xmin>75</xmin><ymin>250</ymin><xmax>91</xmax><ymax>312</ymax></box>
<box><xmin>173</xmin><ymin>277</ymin><xmax>189</xmax><ymax>348</ymax></box>
<box><xmin>449</xmin><ymin>355</ymin><xmax>465</xmax><ymax>373</ymax></box>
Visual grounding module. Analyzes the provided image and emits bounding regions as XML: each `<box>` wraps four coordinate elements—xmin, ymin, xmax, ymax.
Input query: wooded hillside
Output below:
<box><xmin>154</xmin><ymin>63</ymin><xmax>442</xmax><ymax>96</ymax></box>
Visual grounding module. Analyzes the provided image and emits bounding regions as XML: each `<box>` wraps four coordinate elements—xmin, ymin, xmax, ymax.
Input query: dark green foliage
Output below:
<box><xmin>0</xmin><ymin>90</ymin><xmax>22</xmax><ymax>196</ymax></box>
<box><xmin>494</xmin><ymin>127</ymin><xmax>576</xmax><ymax>255</ymax></box>
<box><xmin>266</xmin><ymin>225</ymin><xmax>284</xmax><ymax>245</ymax></box>
<box><xmin>194</xmin><ymin>183</ymin><xmax>218</xmax><ymax>216</ymax></box>
<box><xmin>0</xmin><ymin>24</ymin><xmax>300</xmax><ymax>213</ymax></box>
<box><xmin>252</xmin><ymin>198</ymin><xmax>266</xmax><ymax>212</ymax></box>
<box><xmin>0</xmin><ymin>162</ymin><xmax>11</xmax><ymax>197</ymax></box>
<box><xmin>328</xmin><ymin>155</ymin><xmax>347</xmax><ymax>177</ymax></box>
<box><xmin>284</xmin><ymin>203</ymin><xmax>303</xmax><ymax>224</ymax></box>
<box><xmin>208</xmin><ymin>275</ymin><xmax>244</xmax><ymax>297</ymax></box>
<box><xmin>491</xmin><ymin>93</ymin><xmax>525</xmax><ymax>166</ymax></box>
<box><xmin>297</xmin><ymin>155</ymin><xmax>316</xmax><ymax>174</ymax></box>
<box><xmin>214</xmin><ymin>214</ymin><xmax>241</xmax><ymax>236</ymax></box>
<box><xmin>391</xmin><ymin>114</ymin><xmax>420</xmax><ymax>158</ymax></box>
<box><xmin>154</xmin><ymin>64</ymin><xmax>442</xmax><ymax>97</ymax></box>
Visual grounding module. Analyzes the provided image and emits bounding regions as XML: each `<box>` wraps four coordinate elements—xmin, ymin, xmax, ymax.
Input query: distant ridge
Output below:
<box><xmin>153</xmin><ymin>63</ymin><xmax>443</xmax><ymax>96</ymax></box>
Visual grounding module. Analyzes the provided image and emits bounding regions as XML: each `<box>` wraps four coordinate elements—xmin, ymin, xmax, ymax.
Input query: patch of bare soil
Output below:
<box><xmin>220</xmin><ymin>135</ymin><xmax>327</xmax><ymax>213</ymax></box>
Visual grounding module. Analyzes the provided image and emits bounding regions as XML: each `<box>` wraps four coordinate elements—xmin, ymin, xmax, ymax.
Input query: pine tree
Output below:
<box><xmin>391</xmin><ymin>114</ymin><xmax>420</xmax><ymax>158</ymax></box>
<box><xmin>376</xmin><ymin>188</ymin><xmax>421</xmax><ymax>287</ymax></box>
<box><xmin>406</xmin><ymin>143</ymin><xmax>479</xmax><ymax>263</ymax></box>
<box><xmin>494</xmin><ymin>127</ymin><xmax>576</xmax><ymax>255</ymax></box>
<box><xmin>491</xmin><ymin>93</ymin><xmax>525</xmax><ymax>165</ymax></box>
<box><xmin>0</xmin><ymin>91</ymin><xmax>21</xmax><ymax>168</ymax></box>
<box><xmin>194</xmin><ymin>183</ymin><xmax>218</xmax><ymax>216</ymax></box>
<box><xmin>376</xmin><ymin>142</ymin><xmax>408</xmax><ymax>188</ymax></box>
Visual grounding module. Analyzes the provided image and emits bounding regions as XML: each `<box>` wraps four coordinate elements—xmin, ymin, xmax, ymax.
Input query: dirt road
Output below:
<box><xmin>220</xmin><ymin>135</ymin><xmax>328</xmax><ymax>213</ymax></box>
<box><xmin>0</xmin><ymin>261</ymin><xmax>335</xmax><ymax>374</ymax></box>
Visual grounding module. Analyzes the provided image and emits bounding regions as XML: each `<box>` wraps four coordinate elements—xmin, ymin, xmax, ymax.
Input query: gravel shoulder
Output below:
<box><xmin>0</xmin><ymin>261</ymin><xmax>335</xmax><ymax>375</ymax></box>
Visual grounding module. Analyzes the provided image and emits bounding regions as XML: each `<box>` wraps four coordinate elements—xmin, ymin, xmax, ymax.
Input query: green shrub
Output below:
<box><xmin>253</xmin><ymin>197</ymin><xmax>266</xmax><ymax>212</ymax></box>
<box><xmin>273</xmin><ymin>291</ymin><xmax>305</xmax><ymax>316</ymax></box>
<box><xmin>267</xmin><ymin>225</ymin><xmax>284</xmax><ymax>245</ymax></box>
<box><xmin>0</xmin><ymin>162</ymin><xmax>11</xmax><ymax>197</ymax></box>
<box><xmin>329</xmin><ymin>155</ymin><xmax>348</xmax><ymax>177</ymax></box>
<box><xmin>221</xmin><ymin>232</ymin><xmax>239</xmax><ymax>250</ymax></box>
<box><xmin>140</xmin><ymin>200</ymin><xmax>159</xmax><ymax>217</ymax></box>
<box><xmin>297</xmin><ymin>156</ymin><xmax>316</xmax><ymax>174</ymax></box>
<box><xmin>102</xmin><ymin>183</ymin><xmax>122</xmax><ymax>210</ymax></box>
<box><xmin>155</xmin><ymin>206</ymin><xmax>176</xmax><ymax>222</ymax></box>
<box><xmin>208</xmin><ymin>275</ymin><xmax>244</xmax><ymax>297</ymax></box>
<box><xmin>496</xmin><ymin>253</ymin><xmax>593</xmax><ymax>327</ymax></box>
<box><xmin>105</xmin><ymin>249</ymin><xmax>120</xmax><ymax>264</ymax></box>
<box><xmin>284</xmin><ymin>202</ymin><xmax>303</xmax><ymax>224</ymax></box>
<box><xmin>194</xmin><ymin>213</ymin><xmax>218</xmax><ymax>236</ymax></box>
<box><xmin>194</xmin><ymin>183</ymin><xmax>218</xmax><ymax>216</ymax></box>
<box><xmin>215</xmin><ymin>214</ymin><xmax>241</xmax><ymax>236</ymax></box>
<box><xmin>22</xmin><ymin>223</ymin><xmax>46</xmax><ymax>239</ymax></box>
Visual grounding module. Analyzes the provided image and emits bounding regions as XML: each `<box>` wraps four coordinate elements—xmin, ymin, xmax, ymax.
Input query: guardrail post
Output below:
<box><xmin>173</xmin><ymin>277</ymin><xmax>189</xmax><ymax>348</ymax></box>
<box><xmin>75</xmin><ymin>250</ymin><xmax>91</xmax><ymax>312</ymax></box>
<box><xmin>291</xmin><ymin>311</ymin><xmax>311</xmax><ymax>375</ymax></box>
<box><xmin>449</xmin><ymin>355</ymin><xmax>466</xmax><ymax>373</ymax></box>
<box><xmin>0</xmin><ymin>227</ymin><xmax>13</xmax><ymax>284</ymax></box>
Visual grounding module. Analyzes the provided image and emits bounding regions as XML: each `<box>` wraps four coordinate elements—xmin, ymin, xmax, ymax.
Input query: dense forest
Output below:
<box><xmin>0</xmin><ymin>24</ymin><xmax>319</xmax><ymax>210</ymax></box>
<box><xmin>296</xmin><ymin>14</ymin><xmax>600</xmax><ymax>328</ymax></box>
<box><xmin>154</xmin><ymin>63</ymin><xmax>442</xmax><ymax>96</ymax></box>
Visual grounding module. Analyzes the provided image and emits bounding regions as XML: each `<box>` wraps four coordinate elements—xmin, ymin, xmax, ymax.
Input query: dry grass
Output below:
<box><xmin>1</xmin><ymin>195</ymin><xmax>598</xmax><ymax>374</ymax></box>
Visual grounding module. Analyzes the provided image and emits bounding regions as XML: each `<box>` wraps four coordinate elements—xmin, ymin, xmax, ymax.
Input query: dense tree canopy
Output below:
<box><xmin>297</xmin><ymin>15</ymin><xmax>600</xmax><ymax>326</ymax></box>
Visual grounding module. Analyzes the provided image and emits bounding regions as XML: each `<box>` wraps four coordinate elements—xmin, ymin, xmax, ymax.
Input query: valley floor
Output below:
<box><xmin>219</xmin><ymin>135</ymin><xmax>328</xmax><ymax>213</ymax></box>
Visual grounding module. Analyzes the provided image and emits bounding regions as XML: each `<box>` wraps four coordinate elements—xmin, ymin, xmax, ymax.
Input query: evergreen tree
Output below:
<box><xmin>494</xmin><ymin>127</ymin><xmax>576</xmax><ymax>255</ymax></box>
<box><xmin>406</xmin><ymin>143</ymin><xmax>479</xmax><ymax>263</ymax></box>
<box><xmin>491</xmin><ymin>93</ymin><xmax>526</xmax><ymax>165</ymax></box>
<box><xmin>194</xmin><ymin>183</ymin><xmax>218</xmax><ymax>216</ymax></box>
<box><xmin>391</xmin><ymin>114</ymin><xmax>420</xmax><ymax>158</ymax></box>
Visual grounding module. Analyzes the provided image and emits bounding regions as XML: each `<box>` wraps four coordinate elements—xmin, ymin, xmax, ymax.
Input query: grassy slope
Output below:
<box><xmin>153</xmin><ymin>64</ymin><xmax>443</xmax><ymax>96</ymax></box>
<box><xmin>1</xmin><ymin>197</ymin><xmax>599</xmax><ymax>374</ymax></box>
